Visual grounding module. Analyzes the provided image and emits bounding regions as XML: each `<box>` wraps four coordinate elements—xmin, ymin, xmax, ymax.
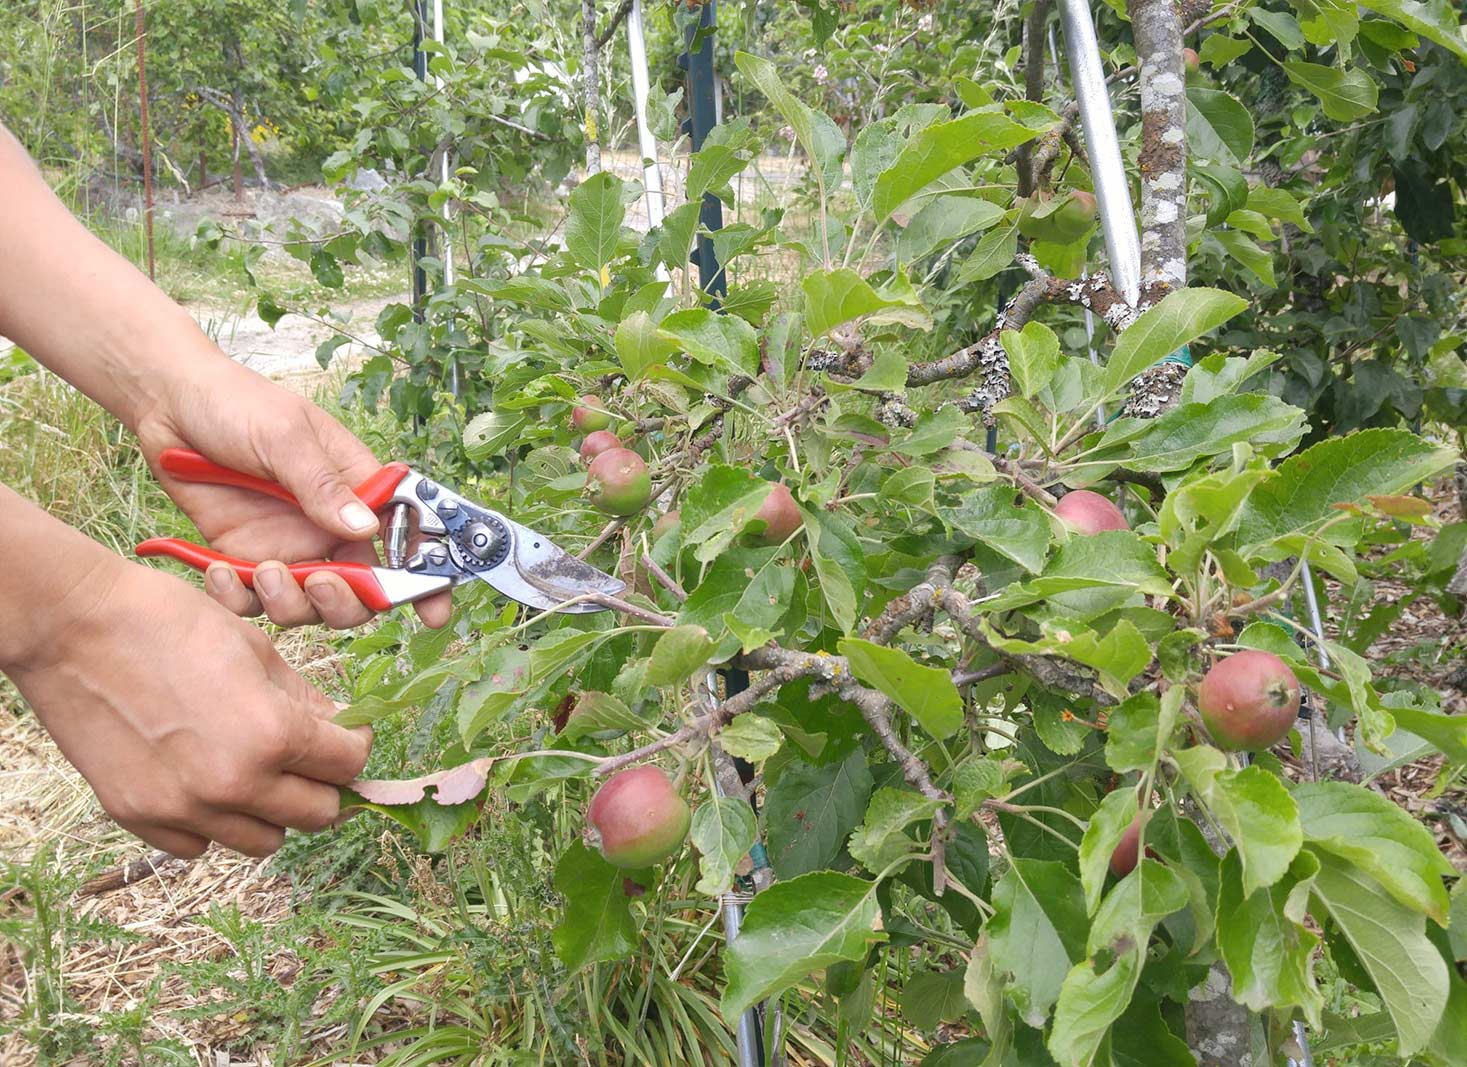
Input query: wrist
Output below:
<box><xmin>0</xmin><ymin>486</ymin><xmax>133</xmax><ymax>675</ymax></box>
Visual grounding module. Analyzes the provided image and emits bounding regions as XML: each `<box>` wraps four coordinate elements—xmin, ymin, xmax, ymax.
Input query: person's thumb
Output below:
<box><xmin>270</xmin><ymin>433</ymin><xmax>380</xmax><ymax>542</ymax></box>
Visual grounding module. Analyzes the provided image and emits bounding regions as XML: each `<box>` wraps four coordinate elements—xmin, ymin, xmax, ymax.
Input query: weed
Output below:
<box><xmin>0</xmin><ymin>846</ymin><xmax>138</xmax><ymax>1063</ymax></box>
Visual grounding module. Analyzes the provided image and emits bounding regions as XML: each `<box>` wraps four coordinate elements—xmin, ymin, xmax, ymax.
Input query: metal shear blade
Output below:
<box><xmin>474</xmin><ymin>516</ymin><xmax>625</xmax><ymax>614</ymax></box>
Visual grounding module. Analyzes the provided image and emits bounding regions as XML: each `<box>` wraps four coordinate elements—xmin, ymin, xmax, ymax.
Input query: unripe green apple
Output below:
<box><xmin>572</xmin><ymin>394</ymin><xmax>613</xmax><ymax>433</ymax></box>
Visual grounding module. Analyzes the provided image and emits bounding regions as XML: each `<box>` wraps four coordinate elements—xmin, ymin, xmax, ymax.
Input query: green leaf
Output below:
<box><xmin>551</xmin><ymin>842</ymin><xmax>641</xmax><ymax>970</ymax></box>
<box><xmin>339</xmin><ymin>788</ymin><xmax>479</xmax><ymax>852</ymax></box>
<box><xmin>897</xmin><ymin>195</ymin><xmax>1005</xmax><ymax>262</ymax></box>
<box><xmin>1359</xmin><ymin>0</ymin><xmax>1467</xmax><ymax>60</ymax></box>
<box><xmin>1246</xmin><ymin>186</ymin><xmax>1314</xmax><ymax>233</ymax></box>
<box><xmin>1213</xmin><ymin>229</ymin><xmax>1277</xmax><ymax>287</ymax></box>
<box><xmin>1110</xmin><ymin>1001</ymin><xmax>1197</xmax><ymax>1067</ymax></box>
<box><xmin>1292</xmin><ymin>781</ymin><xmax>1454</xmax><ymax>923</ymax></box>
<box><xmin>1174</xmin><ymin>747</ymin><xmax>1302</xmax><ymax>895</ymax></box>
<box><xmin>939</xmin><ymin>485</ymin><xmax>1051</xmax><ymax>574</ymax></box>
<box><xmin>803</xmin><ymin>268</ymin><xmax>930</xmax><ymax>337</ymax></box>
<box><xmin>847</xmin><ymin>787</ymin><xmax>942</xmax><ymax>874</ymax></box>
<box><xmin>690</xmin><ymin>797</ymin><xmax>757</xmax><ymax>896</ymax></box>
<box><xmin>879</xmin><ymin>467</ymin><xmax>938</xmax><ymax>513</ymax></box>
<box><xmin>1199</xmin><ymin>34</ymin><xmax>1253</xmax><ymax>66</ymax></box>
<box><xmin>1283</xmin><ymin>60</ymin><xmax>1379</xmax><ymax>121</ymax></box>
<box><xmin>989</xmin><ymin>859</ymin><xmax>1088</xmax><ymax>1028</ymax></box>
<box><xmin>1078</xmin><ymin>790</ymin><xmax>1141</xmax><ymax>915</ymax></box>
<box><xmin>803</xmin><ymin>509</ymin><xmax>866</xmax><ymax>634</ymax></box>
<box><xmin>954</xmin><ymin>221</ymin><xmax>1019</xmax><ymax>284</ymax></box>
<box><xmin>1056</xmin><ymin>620</ymin><xmax>1153</xmax><ymax>697</ymax></box>
<box><xmin>838</xmin><ymin>638</ymin><xmax>963</xmax><ymax>740</ymax></box>
<box><xmin>952</xmin><ymin>756</ymin><xmax>1020</xmax><ymax>819</ymax></box>
<box><xmin>1088</xmin><ymin>394</ymin><xmax>1306</xmax><ymax>474</ymax></box>
<box><xmin>558</xmin><ymin>691</ymin><xmax>644</xmax><ymax>742</ymax></box>
<box><xmin>1102</xmin><ymin>288</ymin><xmax>1248</xmax><ymax>399</ymax></box>
<box><xmin>719</xmin><ymin>715</ymin><xmax>785</xmax><ymax>762</ymax></box>
<box><xmin>659</xmin><ymin>307</ymin><xmax>761</xmax><ymax>377</ymax></box>
<box><xmin>764</xmin><ymin>750</ymin><xmax>874</xmax><ymax>879</ymax></box>
<box><xmin>1003</xmin><ymin>320</ymin><xmax>1062</xmax><ymax>400</ymax></box>
<box><xmin>721</xmin><ymin>871</ymin><xmax>885</xmax><ymax>1019</ymax></box>
<box><xmin>463</xmin><ymin>410</ymin><xmax>529</xmax><ymax>460</ymax></box>
<box><xmin>902</xmin><ymin>969</ymin><xmax>969</xmax><ymax>1031</ymax></box>
<box><xmin>1047</xmin><ymin>860</ymin><xmax>1188</xmax><ymax>1067</ymax></box>
<box><xmin>565</xmin><ymin>171</ymin><xmax>628</xmax><ymax>274</ymax></box>
<box><xmin>1389</xmin><ymin>702</ymin><xmax>1467</xmax><ymax>764</ymax></box>
<box><xmin>645</xmin><ymin>625</ymin><xmax>716</xmax><ymax>687</ymax></box>
<box><xmin>989</xmin><ymin>530</ymin><xmax>1173</xmax><ymax>622</ymax></box>
<box><xmin>1236</xmin><ymin>429</ymin><xmax>1456</xmax><ymax>549</ymax></box>
<box><xmin>1186</xmin><ymin>88</ymin><xmax>1256</xmax><ymax>164</ymax></box>
<box><xmin>681</xmin><ymin>549</ymin><xmax>793</xmax><ymax>660</ymax></box>
<box><xmin>1309</xmin><ymin>851</ymin><xmax>1450</xmax><ymax>1057</ymax></box>
<box><xmin>734</xmin><ymin>53</ymin><xmax>844</xmax><ymax>192</ymax></box>
<box><xmin>680</xmin><ymin>465</ymin><xmax>774</xmax><ymax>563</ymax></box>
<box><xmin>615</xmin><ymin>311</ymin><xmax>678</xmax><ymax>379</ymax></box>
<box><xmin>1217</xmin><ymin>848</ymin><xmax>1324</xmax><ymax>1026</ymax></box>
<box><xmin>872</xmin><ymin>112</ymin><xmax>1040</xmax><ymax>222</ymax></box>
<box><xmin>1251</xmin><ymin>8</ymin><xmax>1306</xmax><ymax>48</ymax></box>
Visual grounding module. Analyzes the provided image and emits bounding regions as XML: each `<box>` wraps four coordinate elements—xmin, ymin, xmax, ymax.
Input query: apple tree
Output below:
<box><xmin>283</xmin><ymin>1</ymin><xmax>1467</xmax><ymax>1063</ymax></box>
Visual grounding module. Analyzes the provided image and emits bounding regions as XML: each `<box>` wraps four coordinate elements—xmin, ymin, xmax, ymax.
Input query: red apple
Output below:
<box><xmin>579</xmin><ymin>429</ymin><xmax>622</xmax><ymax>462</ymax></box>
<box><xmin>1054</xmin><ymin>490</ymin><xmax>1129</xmax><ymax>534</ymax></box>
<box><xmin>752</xmin><ymin>483</ymin><xmax>801</xmax><ymax>545</ymax></box>
<box><xmin>587</xmin><ymin>447</ymin><xmax>652</xmax><ymax>517</ymax></box>
<box><xmin>1198</xmin><ymin>650</ymin><xmax>1302</xmax><ymax>751</ymax></box>
<box><xmin>586</xmin><ymin>766</ymin><xmax>691</xmax><ymax>868</ymax></box>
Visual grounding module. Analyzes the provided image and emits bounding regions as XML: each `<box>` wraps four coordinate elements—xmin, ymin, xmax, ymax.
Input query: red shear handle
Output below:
<box><xmin>156</xmin><ymin>449</ymin><xmax>412</xmax><ymax>512</ymax></box>
<box><xmin>136</xmin><ymin>538</ymin><xmax>392</xmax><ymax>612</ymax></box>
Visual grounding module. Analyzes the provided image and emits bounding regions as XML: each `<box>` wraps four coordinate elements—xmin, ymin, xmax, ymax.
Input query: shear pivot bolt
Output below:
<box><xmin>464</xmin><ymin>521</ymin><xmax>500</xmax><ymax>561</ymax></box>
<box><xmin>425</xmin><ymin>545</ymin><xmax>449</xmax><ymax>566</ymax></box>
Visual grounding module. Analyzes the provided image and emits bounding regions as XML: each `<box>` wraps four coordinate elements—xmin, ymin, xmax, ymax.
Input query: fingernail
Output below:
<box><xmin>255</xmin><ymin>566</ymin><xmax>283</xmax><ymax>598</ymax></box>
<box><xmin>206</xmin><ymin>566</ymin><xmax>235</xmax><ymax>595</ymax></box>
<box><xmin>307</xmin><ymin>580</ymin><xmax>338</xmax><ymax>609</ymax></box>
<box><xmin>340</xmin><ymin>501</ymin><xmax>377</xmax><ymax>533</ymax></box>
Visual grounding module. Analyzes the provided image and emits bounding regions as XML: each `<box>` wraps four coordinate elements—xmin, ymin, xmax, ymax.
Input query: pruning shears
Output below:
<box><xmin>136</xmin><ymin>448</ymin><xmax>625</xmax><ymax>614</ymax></box>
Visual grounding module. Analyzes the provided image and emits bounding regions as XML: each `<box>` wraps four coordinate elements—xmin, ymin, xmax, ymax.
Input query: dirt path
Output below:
<box><xmin>198</xmin><ymin>293</ymin><xmax>400</xmax><ymax>390</ymax></box>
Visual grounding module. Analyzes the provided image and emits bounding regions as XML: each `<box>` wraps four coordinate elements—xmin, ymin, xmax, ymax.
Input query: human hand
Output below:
<box><xmin>10</xmin><ymin>560</ymin><xmax>371</xmax><ymax>858</ymax></box>
<box><xmin>135</xmin><ymin>359</ymin><xmax>450</xmax><ymax>629</ymax></box>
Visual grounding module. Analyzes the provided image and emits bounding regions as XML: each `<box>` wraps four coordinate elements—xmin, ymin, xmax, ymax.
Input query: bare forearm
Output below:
<box><xmin>0</xmin><ymin>123</ymin><xmax>226</xmax><ymax>430</ymax></box>
<box><xmin>0</xmin><ymin>483</ymin><xmax>123</xmax><ymax>673</ymax></box>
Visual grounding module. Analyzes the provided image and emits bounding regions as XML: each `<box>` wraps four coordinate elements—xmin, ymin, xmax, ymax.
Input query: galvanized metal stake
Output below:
<box><xmin>626</xmin><ymin>0</ymin><xmax>670</xmax><ymax>282</ymax></box>
<box><xmin>410</xmin><ymin>0</ymin><xmax>430</xmax><ymax>324</ymax></box>
<box><xmin>1057</xmin><ymin>0</ymin><xmax>1141</xmax><ymax>307</ymax></box>
<box><xmin>432</xmin><ymin>0</ymin><xmax>460</xmax><ymax>396</ymax></box>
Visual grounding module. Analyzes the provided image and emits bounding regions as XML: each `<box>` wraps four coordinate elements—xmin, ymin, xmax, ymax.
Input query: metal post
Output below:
<box><xmin>626</xmin><ymin>0</ymin><xmax>670</xmax><ymax>281</ymax></box>
<box><xmin>1056</xmin><ymin>0</ymin><xmax>1141</xmax><ymax>307</ymax></box>
<box><xmin>683</xmin><ymin>0</ymin><xmax>725</xmax><ymax>303</ymax></box>
<box><xmin>432</xmin><ymin>0</ymin><xmax>459</xmax><ymax>396</ymax></box>
<box><xmin>410</xmin><ymin>0</ymin><xmax>430</xmax><ymax>324</ymax></box>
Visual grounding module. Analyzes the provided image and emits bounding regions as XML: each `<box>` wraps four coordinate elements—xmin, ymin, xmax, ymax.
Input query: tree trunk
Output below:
<box><xmin>1127</xmin><ymin>0</ymin><xmax>1188</xmax><ymax>292</ymax></box>
<box><xmin>1016</xmin><ymin>0</ymin><xmax>1052</xmax><ymax>197</ymax></box>
<box><xmin>1118</xmin><ymin>0</ymin><xmax>1190</xmax><ymax>419</ymax></box>
<box><xmin>582</xmin><ymin>0</ymin><xmax>601</xmax><ymax>175</ymax></box>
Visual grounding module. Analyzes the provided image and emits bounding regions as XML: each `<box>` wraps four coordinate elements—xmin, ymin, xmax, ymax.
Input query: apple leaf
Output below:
<box><xmin>838</xmin><ymin>637</ymin><xmax>963</xmax><ymax>740</ymax></box>
<box><xmin>721</xmin><ymin>871</ymin><xmax>885</xmax><ymax>1019</ymax></box>
<box><xmin>690</xmin><ymin>796</ymin><xmax>757</xmax><ymax>897</ymax></box>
